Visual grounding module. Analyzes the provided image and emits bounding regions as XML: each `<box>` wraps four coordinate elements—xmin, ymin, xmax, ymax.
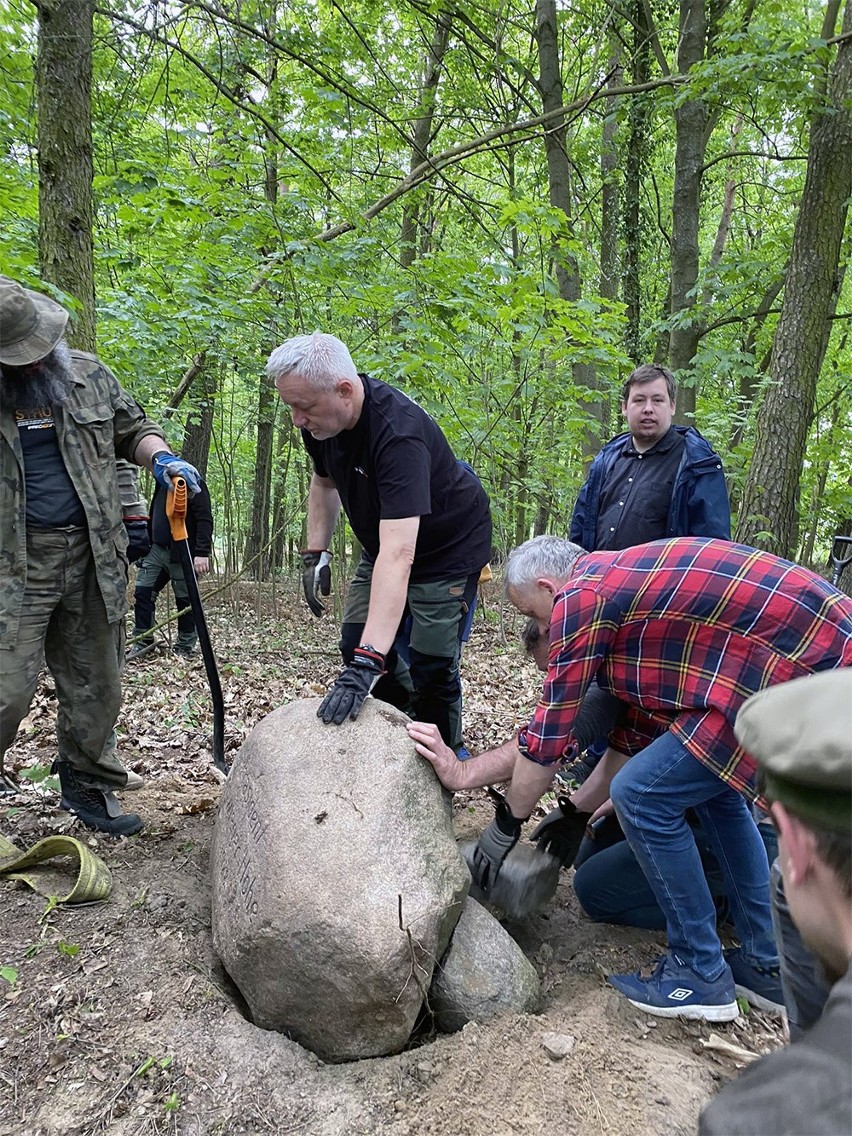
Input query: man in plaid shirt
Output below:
<box><xmin>471</xmin><ymin>535</ymin><xmax>852</xmax><ymax>1020</ymax></box>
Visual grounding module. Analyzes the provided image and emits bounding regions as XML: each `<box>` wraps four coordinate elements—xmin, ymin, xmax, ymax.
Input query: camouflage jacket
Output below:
<box><xmin>0</xmin><ymin>350</ymin><xmax>166</xmax><ymax>647</ymax></box>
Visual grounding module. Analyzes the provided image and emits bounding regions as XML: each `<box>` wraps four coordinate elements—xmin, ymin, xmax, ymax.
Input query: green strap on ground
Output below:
<box><xmin>0</xmin><ymin>833</ymin><xmax>112</xmax><ymax>903</ymax></box>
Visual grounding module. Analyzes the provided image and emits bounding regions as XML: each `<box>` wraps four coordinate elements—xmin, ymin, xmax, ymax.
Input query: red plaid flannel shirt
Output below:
<box><xmin>520</xmin><ymin>538</ymin><xmax>852</xmax><ymax>798</ymax></box>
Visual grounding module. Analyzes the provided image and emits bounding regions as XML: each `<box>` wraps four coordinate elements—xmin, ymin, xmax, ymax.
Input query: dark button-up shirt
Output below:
<box><xmin>594</xmin><ymin>426</ymin><xmax>686</xmax><ymax>550</ymax></box>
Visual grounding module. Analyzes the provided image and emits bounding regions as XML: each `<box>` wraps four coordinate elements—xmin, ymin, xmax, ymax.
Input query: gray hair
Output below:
<box><xmin>504</xmin><ymin>535</ymin><xmax>586</xmax><ymax>593</ymax></box>
<box><xmin>266</xmin><ymin>332</ymin><xmax>359</xmax><ymax>391</ymax></box>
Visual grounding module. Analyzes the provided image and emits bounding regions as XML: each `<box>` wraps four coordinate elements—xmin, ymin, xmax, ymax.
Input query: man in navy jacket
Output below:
<box><xmin>570</xmin><ymin>363</ymin><xmax>730</xmax><ymax>551</ymax></box>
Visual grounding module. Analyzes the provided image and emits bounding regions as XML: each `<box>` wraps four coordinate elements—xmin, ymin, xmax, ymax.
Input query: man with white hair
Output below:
<box><xmin>0</xmin><ymin>276</ymin><xmax>200</xmax><ymax>834</ymax></box>
<box><xmin>414</xmin><ymin>534</ymin><xmax>852</xmax><ymax>1020</ymax></box>
<box><xmin>267</xmin><ymin>332</ymin><xmax>491</xmax><ymax>749</ymax></box>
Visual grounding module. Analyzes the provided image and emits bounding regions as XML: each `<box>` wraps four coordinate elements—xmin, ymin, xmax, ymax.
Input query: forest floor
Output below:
<box><xmin>0</xmin><ymin>577</ymin><xmax>785</xmax><ymax>1136</ymax></box>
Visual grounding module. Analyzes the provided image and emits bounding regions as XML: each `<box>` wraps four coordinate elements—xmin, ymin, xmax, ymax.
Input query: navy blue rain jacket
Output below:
<box><xmin>569</xmin><ymin>425</ymin><xmax>731</xmax><ymax>551</ymax></box>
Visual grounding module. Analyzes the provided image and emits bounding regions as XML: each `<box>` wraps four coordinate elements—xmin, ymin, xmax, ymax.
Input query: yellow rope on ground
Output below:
<box><xmin>0</xmin><ymin>833</ymin><xmax>112</xmax><ymax>903</ymax></box>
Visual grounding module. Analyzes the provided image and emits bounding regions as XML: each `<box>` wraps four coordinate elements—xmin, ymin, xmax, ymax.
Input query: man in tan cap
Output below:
<box><xmin>700</xmin><ymin>668</ymin><xmax>852</xmax><ymax>1135</ymax></box>
<box><xmin>0</xmin><ymin>276</ymin><xmax>201</xmax><ymax>835</ymax></box>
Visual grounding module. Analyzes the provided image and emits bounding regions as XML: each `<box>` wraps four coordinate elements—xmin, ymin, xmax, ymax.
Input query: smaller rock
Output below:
<box><xmin>541</xmin><ymin>1032</ymin><xmax>576</xmax><ymax>1060</ymax></box>
<box><xmin>429</xmin><ymin>897</ymin><xmax>540</xmax><ymax>1032</ymax></box>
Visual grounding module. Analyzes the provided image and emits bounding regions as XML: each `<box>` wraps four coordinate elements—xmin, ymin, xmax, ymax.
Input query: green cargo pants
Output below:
<box><xmin>339</xmin><ymin>554</ymin><xmax>479</xmax><ymax>749</ymax></box>
<box><xmin>0</xmin><ymin>527</ymin><xmax>128</xmax><ymax>790</ymax></box>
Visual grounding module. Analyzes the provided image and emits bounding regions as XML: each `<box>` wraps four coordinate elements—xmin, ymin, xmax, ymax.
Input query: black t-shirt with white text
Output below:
<box><xmin>16</xmin><ymin>406</ymin><xmax>86</xmax><ymax>528</ymax></box>
<box><xmin>302</xmin><ymin>375</ymin><xmax>491</xmax><ymax>582</ymax></box>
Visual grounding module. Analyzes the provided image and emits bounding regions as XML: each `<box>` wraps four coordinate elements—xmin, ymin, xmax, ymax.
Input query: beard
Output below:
<box><xmin>0</xmin><ymin>340</ymin><xmax>76</xmax><ymax>409</ymax></box>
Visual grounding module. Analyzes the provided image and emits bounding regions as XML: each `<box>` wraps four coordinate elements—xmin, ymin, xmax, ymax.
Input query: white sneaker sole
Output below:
<box><xmin>624</xmin><ymin>996</ymin><xmax>739</xmax><ymax>1021</ymax></box>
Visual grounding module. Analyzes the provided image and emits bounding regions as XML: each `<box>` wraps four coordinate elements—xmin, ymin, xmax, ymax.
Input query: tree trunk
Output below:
<box><xmin>534</xmin><ymin>0</ymin><xmax>602</xmax><ymax>452</ymax></box>
<box><xmin>599</xmin><ymin>29</ymin><xmax>622</xmax><ymax>441</ymax></box>
<box><xmin>400</xmin><ymin>11</ymin><xmax>452</xmax><ymax>270</ymax></box>
<box><xmin>623</xmin><ymin>0</ymin><xmax>651</xmax><ymax>363</ymax></box>
<box><xmin>736</xmin><ymin>0</ymin><xmax>852</xmax><ymax>556</ymax></box>
<box><xmin>36</xmin><ymin>0</ymin><xmax>96</xmax><ymax>352</ymax></box>
<box><xmin>668</xmin><ymin>0</ymin><xmax>709</xmax><ymax>423</ymax></box>
<box><xmin>182</xmin><ymin>367</ymin><xmax>216</xmax><ymax>479</ymax></box>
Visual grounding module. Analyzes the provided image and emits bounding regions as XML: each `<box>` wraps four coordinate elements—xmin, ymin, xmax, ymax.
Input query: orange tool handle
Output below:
<box><xmin>165</xmin><ymin>475</ymin><xmax>189</xmax><ymax>541</ymax></box>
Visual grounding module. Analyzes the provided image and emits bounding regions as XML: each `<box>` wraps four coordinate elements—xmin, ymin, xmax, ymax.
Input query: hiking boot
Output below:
<box><xmin>126</xmin><ymin>640</ymin><xmax>156</xmax><ymax>661</ymax></box>
<box><xmin>172</xmin><ymin>643</ymin><xmax>196</xmax><ymax>658</ymax></box>
<box><xmin>53</xmin><ymin>761</ymin><xmax>143</xmax><ymax>837</ymax></box>
<box><xmin>608</xmin><ymin>952</ymin><xmax>739</xmax><ymax>1021</ymax></box>
<box><xmin>724</xmin><ymin>946</ymin><xmax>785</xmax><ymax>1014</ymax></box>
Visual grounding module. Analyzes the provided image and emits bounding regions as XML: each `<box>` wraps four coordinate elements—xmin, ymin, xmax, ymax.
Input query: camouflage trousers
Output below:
<box><xmin>0</xmin><ymin>527</ymin><xmax>128</xmax><ymax>790</ymax></box>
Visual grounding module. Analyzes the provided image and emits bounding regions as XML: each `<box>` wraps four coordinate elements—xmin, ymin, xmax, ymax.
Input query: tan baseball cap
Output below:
<box><xmin>735</xmin><ymin>669</ymin><xmax>852</xmax><ymax>831</ymax></box>
<box><xmin>0</xmin><ymin>276</ymin><xmax>69</xmax><ymax>365</ymax></box>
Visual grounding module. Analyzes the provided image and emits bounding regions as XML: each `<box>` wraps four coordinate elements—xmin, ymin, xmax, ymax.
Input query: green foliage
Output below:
<box><xmin>0</xmin><ymin>0</ymin><xmax>848</xmax><ymax>566</ymax></box>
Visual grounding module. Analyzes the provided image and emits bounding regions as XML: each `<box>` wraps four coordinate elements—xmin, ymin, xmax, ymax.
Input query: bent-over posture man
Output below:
<box><xmin>0</xmin><ymin>276</ymin><xmax>201</xmax><ymax>834</ymax></box>
<box><xmin>268</xmin><ymin>332</ymin><xmax>491</xmax><ymax>749</ymax></box>
<box><xmin>413</xmin><ymin>535</ymin><xmax>852</xmax><ymax>1020</ymax></box>
<box><xmin>700</xmin><ymin>670</ymin><xmax>852</xmax><ymax>1135</ymax></box>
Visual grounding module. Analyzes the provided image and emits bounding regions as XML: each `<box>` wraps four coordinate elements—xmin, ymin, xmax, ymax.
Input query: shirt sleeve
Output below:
<box><xmin>373</xmin><ymin>435</ymin><xmax>432</xmax><ymax>520</ymax></box>
<box><xmin>519</xmin><ymin>587</ymin><xmax>622</xmax><ymax>766</ymax></box>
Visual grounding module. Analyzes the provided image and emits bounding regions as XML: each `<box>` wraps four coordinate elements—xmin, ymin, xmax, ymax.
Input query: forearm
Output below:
<box><xmin>133</xmin><ymin>434</ymin><xmax>171</xmax><ymax>470</ymax></box>
<box><xmin>360</xmin><ymin>550</ymin><xmax>411</xmax><ymax>654</ymax></box>
<box><xmin>454</xmin><ymin>738</ymin><xmax>520</xmax><ymax>789</ymax></box>
<box><xmin>306</xmin><ymin>475</ymin><xmax>341</xmax><ymax>549</ymax></box>
<box><xmin>408</xmin><ymin>724</ymin><xmax>519</xmax><ymax>791</ymax></box>
<box><xmin>569</xmin><ymin>747</ymin><xmax>631</xmax><ymax>812</ymax></box>
<box><xmin>505</xmin><ymin>754</ymin><xmax>558</xmax><ymax>819</ymax></box>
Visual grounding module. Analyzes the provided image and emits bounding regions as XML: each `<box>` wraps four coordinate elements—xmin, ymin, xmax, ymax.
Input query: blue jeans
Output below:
<box><xmin>610</xmin><ymin>730</ymin><xmax>778</xmax><ymax>981</ymax></box>
<box><xmin>573</xmin><ymin>810</ymin><xmax>778</xmax><ymax>933</ymax></box>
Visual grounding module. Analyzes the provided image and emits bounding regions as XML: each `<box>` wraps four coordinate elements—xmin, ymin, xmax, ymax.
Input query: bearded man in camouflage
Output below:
<box><xmin>0</xmin><ymin>276</ymin><xmax>201</xmax><ymax>835</ymax></box>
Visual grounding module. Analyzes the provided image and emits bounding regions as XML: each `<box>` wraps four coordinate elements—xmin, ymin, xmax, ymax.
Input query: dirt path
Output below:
<box><xmin>0</xmin><ymin>585</ymin><xmax>783</xmax><ymax>1135</ymax></box>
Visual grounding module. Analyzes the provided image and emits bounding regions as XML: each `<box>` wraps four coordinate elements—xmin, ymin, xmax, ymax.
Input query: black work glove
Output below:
<box><xmin>124</xmin><ymin>517</ymin><xmax>151</xmax><ymax>564</ymax></box>
<box><xmin>300</xmin><ymin>549</ymin><xmax>333</xmax><ymax>617</ymax></box>
<box><xmin>470</xmin><ymin>794</ymin><xmax>528</xmax><ymax>893</ymax></box>
<box><xmin>529</xmin><ymin>794</ymin><xmax>588</xmax><ymax>868</ymax></box>
<box><xmin>318</xmin><ymin>646</ymin><xmax>385</xmax><ymax>725</ymax></box>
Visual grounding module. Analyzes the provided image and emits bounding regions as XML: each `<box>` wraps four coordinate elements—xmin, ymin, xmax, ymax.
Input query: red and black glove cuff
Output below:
<box><xmin>353</xmin><ymin>644</ymin><xmax>386</xmax><ymax>673</ymax></box>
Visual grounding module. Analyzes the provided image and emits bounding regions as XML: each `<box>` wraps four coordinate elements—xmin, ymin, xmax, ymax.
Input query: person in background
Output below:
<box><xmin>570</xmin><ymin>362</ymin><xmax>730</xmax><ymax>552</ymax></box>
<box><xmin>127</xmin><ymin>477</ymin><xmax>213</xmax><ymax>660</ymax></box>
<box><xmin>268</xmin><ymin>332</ymin><xmax>491</xmax><ymax>752</ymax></box>
<box><xmin>0</xmin><ymin>276</ymin><xmax>201</xmax><ymax>834</ymax></box>
<box><xmin>699</xmin><ymin>670</ymin><xmax>852</xmax><ymax>1135</ymax></box>
<box><xmin>116</xmin><ymin>459</ymin><xmax>151</xmax><ymax>565</ymax></box>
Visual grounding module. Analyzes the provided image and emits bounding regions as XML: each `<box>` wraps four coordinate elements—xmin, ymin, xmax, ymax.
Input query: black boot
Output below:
<box><xmin>53</xmin><ymin>761</ymin><xmax>143</xmax><ymax>837</ymax></box>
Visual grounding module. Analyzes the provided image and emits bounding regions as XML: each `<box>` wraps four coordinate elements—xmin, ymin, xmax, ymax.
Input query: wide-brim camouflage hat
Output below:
<box><xmin>0</xmin><ymin>276</ymin><xmax>69</xmax><ymax>366</ymax></box>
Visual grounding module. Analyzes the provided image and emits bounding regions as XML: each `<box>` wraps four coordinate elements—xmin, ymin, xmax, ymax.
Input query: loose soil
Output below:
<box><xmin>0</xmin><ymin>579</ymin><xmax>784</xmax><ymax>1136</ymax></box>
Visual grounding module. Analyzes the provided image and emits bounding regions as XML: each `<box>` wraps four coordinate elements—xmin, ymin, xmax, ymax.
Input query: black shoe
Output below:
<box><xmin>52</xmin><ymin>761</ymin><xmax>143</xmax><ymax>836</ymax></box>
<box><xmin>126</xmin><ymin>640</ymin><xmax>156</xmax><ymax>661</ymax></box>
<box><xmin>172</xmin><ymin>643</ymin><xmax>196</xmax><ymax>658</ymax></box>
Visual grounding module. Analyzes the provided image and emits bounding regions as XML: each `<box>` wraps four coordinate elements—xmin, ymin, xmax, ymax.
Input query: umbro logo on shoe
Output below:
<box><xmin>667</xmin><ymin>987</ymin><xmax>695</xmax><ymax>1002</ymax></box>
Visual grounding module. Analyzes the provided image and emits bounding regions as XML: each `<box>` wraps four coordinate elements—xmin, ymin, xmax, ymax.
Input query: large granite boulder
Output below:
<box><xmin>211</xmin><ymin>698</ymin><xmax>469</xmax><ymax>1062</ymax></box>
<box><xmin>429</xmin><ymin>896</ymin><xmax>541</xmax><ymax>1032</ymax></box>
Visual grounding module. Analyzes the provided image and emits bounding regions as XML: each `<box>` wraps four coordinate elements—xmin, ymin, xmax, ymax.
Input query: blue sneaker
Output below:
<box><xmin>455</xmin><ymin>745</ymin><xmax>472</xmax><ymax>762</ymax></box>
<box><xmin>724</xmin><ymin>947</ymin><xmax>785</xmax><ymax>1014</ymax></box>
<box><xmin>608</xmin><ymin>953</ymin><xmax>739</xmax><ymax>1021</ymax></box>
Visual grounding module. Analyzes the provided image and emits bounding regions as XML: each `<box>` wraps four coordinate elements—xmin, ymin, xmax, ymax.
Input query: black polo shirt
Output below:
<box><xmin>594</xmin><ymin>426</ymin><xmax>686</xmax><ymax>550</ymax></box>
<box><xmin>303</xmin><ymin>375</ymin><xmax>491</xmax><ymax>582</ymax></box>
